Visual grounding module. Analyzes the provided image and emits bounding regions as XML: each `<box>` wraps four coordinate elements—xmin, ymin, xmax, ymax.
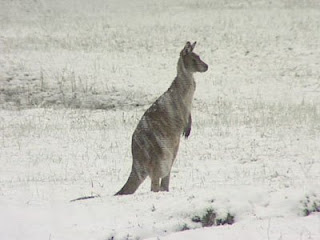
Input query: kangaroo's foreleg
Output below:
<box><xmin>183</xmin><ymin>113</ymin><xmax>192</xmax><ymax>138</ymax></box>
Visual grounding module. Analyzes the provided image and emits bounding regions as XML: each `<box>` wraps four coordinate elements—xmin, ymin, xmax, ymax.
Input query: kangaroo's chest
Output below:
<box><xmin>182</xmin><ymin>84</ymin><xmax>195</xmax><ymax>111</ymax></box>
<box><xmin>141</xmin><ymin>78</ymin><xmax>195</xmax><ymax>132</ymax></box>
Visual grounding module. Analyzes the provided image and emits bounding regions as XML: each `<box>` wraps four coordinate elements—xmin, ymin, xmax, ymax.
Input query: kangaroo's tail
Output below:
<box><xmin>114</xmin><ymin>166</ymin><xmax>147</xmax><ymax>195</ymax></box>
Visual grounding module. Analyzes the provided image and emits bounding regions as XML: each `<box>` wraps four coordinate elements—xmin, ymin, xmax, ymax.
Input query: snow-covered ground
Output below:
<box><xmin>1</xmin><ymin>0</ymin><xmax>320</xmax><ymax>239</ymax></box>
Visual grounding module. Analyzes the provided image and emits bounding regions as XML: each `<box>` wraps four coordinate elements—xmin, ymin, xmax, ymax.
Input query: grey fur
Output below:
<box><xmin>115</xmin><ymin>41</ymin><xmax>208</xmax><ymax>195</ymax></box>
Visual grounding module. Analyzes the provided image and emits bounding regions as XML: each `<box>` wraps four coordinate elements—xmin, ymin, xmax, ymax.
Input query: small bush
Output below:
<box><xmin>191</xmin><ymin>215</ymin><xmax>201</xmax><ymax>223</ymax></box>
<box><xmin>301</xmin><ymin>195</ymin><xmax>320</xmax><ymax>216</ymax></box>
<box><xmin>216</xmin><ymin>213</ymin><xmax>235</xmax><ymax>226</ymax></box>
<box><xmin>181</xmin><ymin>223</ymin><xmax>190</xmax><ymax>231</ymax></box>
<box><xmin>201</xmin><ymin>209</ymin><xmax>217</xmax><ymax>227</ymax></box>
<box><xmin>192</xmin><ymin>209</ymin><xmax>235</xmax><ymax>227</ymax></box>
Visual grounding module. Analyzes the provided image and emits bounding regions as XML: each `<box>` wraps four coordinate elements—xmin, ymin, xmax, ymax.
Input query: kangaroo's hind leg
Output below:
<box><xmin>151</xmin><ymin>176</ymin><xmax>160</xmax><ymax>192</ymax></box>
<box><xmin>160</xmin><ymin>173</ymin><xmax>170</xmax><ymax>191</ymax></box>
<box><xmin>160</xmin><ymin>143</ymin><xmax>179</xmax><ymax>192</ymax></box>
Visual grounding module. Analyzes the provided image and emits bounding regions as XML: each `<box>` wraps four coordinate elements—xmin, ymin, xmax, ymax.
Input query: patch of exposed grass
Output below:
<box><xmin>301</xmin><ymin>194</ymin><xmax>320</xmax><ymax>216</ymax></box>
<box><xmin>192</xmin><ymin>208</ymin><xmax>235</xmax><ymax>227</ymax></box>
<box><xmin>179</xmin><ymin>208</ymin><xmax>235</xmax><ymax>232</ymax></box>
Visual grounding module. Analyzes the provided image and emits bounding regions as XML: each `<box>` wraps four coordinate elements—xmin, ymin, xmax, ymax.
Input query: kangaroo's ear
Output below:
<box><xmin>181</xmin><ymin>41</ymin><xmax>193</xmax><ymax>56</ymax></box>
<box><xmin>191</xmin><ymin>41</ymin><xmax>197</xmax><ymax>51</ymax></box>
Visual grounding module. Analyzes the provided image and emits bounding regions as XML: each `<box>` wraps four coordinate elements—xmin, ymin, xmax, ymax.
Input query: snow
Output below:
<box><xmin>1</xmin><ymin>0</ymin><xmax>320</xmax><ymax>239</ymax></box>
<box><xmin>146</xmin><ymin>215</ymin><xmax>320</xmax><ymax>240</ymax></box>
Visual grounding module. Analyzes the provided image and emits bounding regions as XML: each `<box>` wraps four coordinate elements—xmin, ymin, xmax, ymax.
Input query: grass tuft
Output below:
<box><xmin>192</xmin><ymin>208</ymin><xmax>235</xmax><ymax>227</ymax></box>
<box><xmin>301</xmin><ymin>194</ymin><xmax>320</xmax><ymax>216</ymax></box>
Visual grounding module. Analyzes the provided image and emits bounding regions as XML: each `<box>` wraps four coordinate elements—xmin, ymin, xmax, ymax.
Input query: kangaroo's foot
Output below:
<box><xmin>151</xmin><ymin>177</ymin><xmax>160</xmax><ymax>192</ymax></box>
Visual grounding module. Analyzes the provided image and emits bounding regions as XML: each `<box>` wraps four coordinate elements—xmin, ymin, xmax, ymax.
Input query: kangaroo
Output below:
<box><xmin>115</xmin><ymin>41</ymin><xmax>208</xmax><ymax>195</ymax></box>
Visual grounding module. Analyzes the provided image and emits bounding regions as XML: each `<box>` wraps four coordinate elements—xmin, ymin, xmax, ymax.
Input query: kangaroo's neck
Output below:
<box><xmin>176</xmin><ymin>57</ymin><xmax>194</xmax><ymax>83</ymax></box>
<box><xmin>167</xmin><ymin>57</ymin><xmax>196</xmax><ymax>112</ymax></box>
<box><xmin>170</xmin><ymin>57</ymin><xmax>195</xmax><ymax>93</ymax></box>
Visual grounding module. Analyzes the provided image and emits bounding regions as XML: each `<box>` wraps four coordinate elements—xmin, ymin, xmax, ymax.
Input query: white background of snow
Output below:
<box><xmin>1</xmin><ymin>0</ymin><xmax>320</xmax><ymax>239</ymax></box>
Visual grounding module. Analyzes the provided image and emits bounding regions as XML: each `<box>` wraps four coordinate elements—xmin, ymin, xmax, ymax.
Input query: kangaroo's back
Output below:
<box><xmin>115</xmin><ymin>42</ymin><xmax>208</xmax><ymax>195</ymax></box>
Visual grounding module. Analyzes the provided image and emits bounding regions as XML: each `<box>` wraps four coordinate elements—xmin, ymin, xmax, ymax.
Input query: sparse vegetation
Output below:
<box><xmin>179</xmin><ymin>208</ymin><xmax>235</xmax><ymax>232</ymax></box>
<box><xmin>0</xmin><ymin>70</ymin><xmax>150</xmax><ymax>110</ymax></box>
<box><xmin>191</xmin><ymin>208</ymin><xmax>235</xmax><ymax>227</ymax></box>
<box><xmin>180</xmin><ymin>223</ymin><xmax>191</xmax><ymax>231</ymax></box>
<box><xmin>301</xmin><ymin>194</ymin><xmax>320</xmax><ymax>216</ymax></box>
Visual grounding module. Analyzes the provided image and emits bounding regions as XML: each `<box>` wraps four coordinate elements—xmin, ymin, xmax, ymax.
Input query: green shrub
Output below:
<box><xmin>181</xmin><ymin>223</ymin><xmax>191</xmax><ymax>231</ymax></box>
<box><xmin>301</xmin><ymin>195</ymin><xmax>320</xmax><ymax>216</ymax></box>
<box><xmin>192</xmin><ymin>208</ymin><xmax>235</xmax><ymax>227</ymax></box>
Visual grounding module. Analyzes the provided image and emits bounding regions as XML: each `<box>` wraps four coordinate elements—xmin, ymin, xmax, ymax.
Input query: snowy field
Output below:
<box><xmin>1</xmin><ymin>0</ymin><xmax>320</xmax><ymax>239</ymax></box>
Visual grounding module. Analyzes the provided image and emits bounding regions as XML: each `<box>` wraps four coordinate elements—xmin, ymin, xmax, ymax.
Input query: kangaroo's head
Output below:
<box><xmin>180</xmin><ymin>41</ymin><xmax>208</xmax><ymax>73</ymax></box>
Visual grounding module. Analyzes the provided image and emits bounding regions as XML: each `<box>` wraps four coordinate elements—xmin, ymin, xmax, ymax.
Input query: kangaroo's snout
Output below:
<box><xmin>201</xmin><ymin>63</ymin><xmax>208</xmax><ymax>72</ymax></box>
<box><xmin>197</xmin><ymin>60</ymin><xmax>208</xmax><ymax>73</ymax></box>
